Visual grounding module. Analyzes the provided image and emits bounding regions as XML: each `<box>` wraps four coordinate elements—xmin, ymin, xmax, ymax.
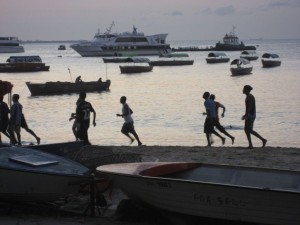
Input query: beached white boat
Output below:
<box><xmin>0</xmin><ymin>145</ymin><xmax>91</xmax><ymax>202</ymax></box>
<box><xmin>97</xmin><ymin>162</ymin><xmax>300</xmax><ymax>225</ymax></box>
<box><xmin>262</xmin><ymin>53</ymin><xmax>281</xmax><ymax>67</ymax></box>
<box><xmin>0</xmin><ymin>36</ymin><xmax>25</xmax><ymax>53</ymax></box>
<box><xmin>71</xmin><ymin>22</ymin><xmax>171</xmax><ymax>57</ymax></box>
<box><xmin>205</xmin><ymin>52</ymin><xmax>230</xmax><ymax>63</ymax></box>
<box><xmin>230</xmin><ymin>58</ymin><xmax>253</xmax><ymax>76</ymax></box>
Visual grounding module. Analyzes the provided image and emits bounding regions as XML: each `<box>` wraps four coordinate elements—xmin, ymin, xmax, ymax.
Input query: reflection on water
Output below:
<box><xmin>1</xmin><ymin>39</ymin><xmax>300</xmax><ymax>147</ymax></box>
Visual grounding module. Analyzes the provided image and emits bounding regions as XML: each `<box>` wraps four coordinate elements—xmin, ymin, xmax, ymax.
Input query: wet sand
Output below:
<box><xmin>1</xmin><ymin>145</ymin><xmax>300</xmax><ymax>225</ymax></box>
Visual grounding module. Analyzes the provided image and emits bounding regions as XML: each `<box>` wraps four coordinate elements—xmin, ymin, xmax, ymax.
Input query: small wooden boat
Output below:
<box><xmin>0</xmin><ymin>145</ymin><xmax>91</xmax><ymax>202</ymax></box>
<box><xmin>97</xmin><ymin>162</ymin><xmax>300</xmax><ymax>225</ymax></box>
<box><xmin>205</xmin><ymin>52</ymin><xmax>230</xmax><ymax>63</ymax></box>
<box><xmin>0</xmin><ymin>56</ymin><xmax>49</xmax><ymax>72</ymax></box>
<box><xmin>230</xmin><ymin>58</ymin><xmax>253</xmax><ymax>76</ymax></box>
<box><xmin>149</xmin><ymin>60</ymin><xmax>194</xmax><ymax>66</ymax></box>
<box><xmin>26</xmin><ymin>79</ymin><xmax>111</xmax><ymax>96</ymax></box>
<box><xmin>262</xmin><ymin>53</ymin><xmax>281</xmax><ymax>67</ymax></box>
<box><xmin>119</xmin><ymin>65</ymin><xmax>153</xmax><ymax>74</ymax></box>
<box><xmin>240</xmin><ymin>50</ymin><xmax>259</xmax><ymax>61</ymax></box>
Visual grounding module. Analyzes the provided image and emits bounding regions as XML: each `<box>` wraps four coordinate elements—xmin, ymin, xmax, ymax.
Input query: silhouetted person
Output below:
<box><xmin>76</xmin><ymin>92</ymin><xmax>96</xmax><ymax>145</ymax></box>
<box><xmin>0</xmin><ymin>95</ymin><xmax>10</xmax><ymax>143</ymax></box>
<box><xmin>10</xmin><ymin>94</ymin><xmax>22</xmax><ymax>145</ymax></box>
<box><xmin>242</xmin><ymin>85</ymin><xmax>267</xmax><ymax>149</ymax></box>
<box><xmin>116</xmin><ymin>96</ymin><xmax>142</xmax><ymax>146</ymax></box>
<box><xmin>21</xmin><ymin>114</ymin><xmax>40</xmax><ymax>144</ymax></box>
<box><xmin>75</xmin><ymin>76</ymin><xmax>82</xmax><ymax>83</ymax></box>
<box><xmin>203</xmin><ymin>92</ymin><xmax>225</xmax><ymax>146</ymax></box>
<box><xmin>210</xmin><ymin>94</ymin><xmax>235</xmax><ymax>144</ymax></box>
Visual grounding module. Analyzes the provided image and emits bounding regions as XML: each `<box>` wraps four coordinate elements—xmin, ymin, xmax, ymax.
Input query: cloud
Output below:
<box><xmin>267</xmin><ymin>0</ymin><xmax>300</xmax><ymax>8</ymax></box>
<box><xmin>214</xmin><ymin>5</ymin><xmax>236</xmax><ymax>16</ymax></box>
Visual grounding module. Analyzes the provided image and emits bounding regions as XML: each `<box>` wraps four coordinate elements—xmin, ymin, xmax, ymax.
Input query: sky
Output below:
<box><xmin>1</xmin><ymin>0</ymin><xmax>300</xmax><ymax>41</ymax></box>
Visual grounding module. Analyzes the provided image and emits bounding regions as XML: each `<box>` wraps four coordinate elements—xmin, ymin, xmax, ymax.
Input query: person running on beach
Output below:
<box><xmin>0</xmin><ymin>95</ymin><xmax>10</xmax><ymax>143</ymax></box>
<box><xmin>242</xmin><ymin>85</ymin><xmax>267</xmax><ymax>149</ymax></box>
<box><xmin>21</xmin><ymin>113</ymin><xmax>40</xmax><ymax>144</ymax></box>
<box><xmin>69</xmin><ymin>97</ymin><xmax>82</xmax><ymax>141</ymax></box>
<box><xmin>203</xmin><ymin>92</ymin><xmax>225</xmax><ymax>146</ymax></box>
<box><xmin>210</xmin><ymin>94</ymin><xmax>235</xmax><ymax>144</ymax></box>
<box><xmin>10</xmin><ymin>94</ymin><xmax>22</xmax><ymax>145</ymax></box>
<box><xmin>76</xmin><ymin>91</ymin><xmax>96</xmax><ymax>145</ymax></box>
<box><xmin>116</xmin><ymin>96</ymin><xmax>142</xmax><ymax>146</ymax></box>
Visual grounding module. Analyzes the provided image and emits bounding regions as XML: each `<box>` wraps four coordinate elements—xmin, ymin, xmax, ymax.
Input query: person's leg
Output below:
<box><xmin>23</xmin><ymin>127</ymin><xmax>40</xmax><ymax>144</ymax></box>
<box><xmin>121</xmin><ymin>123</ymin><xmax>134</xmax><ymax>143</ymax></box>
<box><xmin>216</xmin><ymin>122</ymin><xmax>234</xmax><ymax>144</ymax></box>
<box><xmin>250</xmin><ymin>130</ymin><xmax>267</xmax><ymax>147</ymax></box>
<box><xmin>244</xmin><ymin>119</ymin><xmax>253</xmax><ymax>148</ymax></box>
<box><xmin>212</xmin><ymin>130</ymin><xmax>225</xmax><ymax>145</ymax></box>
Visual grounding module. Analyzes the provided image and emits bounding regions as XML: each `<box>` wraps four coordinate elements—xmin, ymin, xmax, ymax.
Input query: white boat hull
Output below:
<box><xmin>97</xmin><ymin>162</ymin><xmax>300</xmax><ymax>225</ymax></box>
<box><xmin>0</xmin><ymin>46</ymin><xmax>24</xmax><ymax>53</ymax></box>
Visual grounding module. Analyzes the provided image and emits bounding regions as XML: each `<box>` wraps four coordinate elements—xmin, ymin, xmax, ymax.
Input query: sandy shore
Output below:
<box><xmin>1</xmin><ymin>145</ymin><xmax>299</xmax><ymax>225</ymax></box>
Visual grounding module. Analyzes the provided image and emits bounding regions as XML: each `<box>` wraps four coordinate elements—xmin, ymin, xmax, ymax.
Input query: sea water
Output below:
<box><xmin>0</xmin><ymin>39</ymin><xmax>299</xmax><ymax>147</ymax></box>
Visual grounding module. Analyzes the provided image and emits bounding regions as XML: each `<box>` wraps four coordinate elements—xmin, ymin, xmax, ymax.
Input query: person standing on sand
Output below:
<box><xmin>0</xmin><ymin>95</ymin><xmax>10</xmax><ymax>143</ymax></box>
<box><xmin>10</xmin><ymin>94</ymin><xmax>22</xmax><ymax>145</ymax></box>
<box><xmin>210</xmin><ymin>94</ymin><xmax>235</xmax><ymax>145</ymax></box>
<box><xmin>116</xmin><ymin>96</ymin><xmax>142</xmax><ymax>146</ymax></box>
<box><xmin>242</xmin><ymin>85</ymin><xmax>267</xmax><ymax>149</ymax></box>
<box><xmin>76</xmin><ymin>91</ymin><xmax>96</xmax><ymax>145</ymax></box>
<box><xmin>203</xmin><ymin>92</ymin><xmax>225</xmax><ymax>146</ymax></box>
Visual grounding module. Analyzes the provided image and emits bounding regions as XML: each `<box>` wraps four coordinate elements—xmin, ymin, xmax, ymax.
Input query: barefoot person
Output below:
<box><xmin>203</xmin><ymin>92</ymin><xmax>225</xmax><ymax>146</ymax></box>
<box><xmin>10</xmin><ymin>94</ymin><xmax>22</xmax><ymax>145</ymax></box>
<box><xmin>116</xmin><ymin>96</ymin><xmax>142</xmax><ymax>146</ymax></box>
<box><xmin>242</xmin><ymin>85</ymin><xmax>267</xmax><ymax>149</ymax></box>
<box><xmin>210</xmin><ymin>94</ymin><xmax>235</xmax><ymax>144</ymax></box>
<box><xmin>0</xmin><ymin>95</ymin><xmax>10</xmax><ymax>143</ymax></box>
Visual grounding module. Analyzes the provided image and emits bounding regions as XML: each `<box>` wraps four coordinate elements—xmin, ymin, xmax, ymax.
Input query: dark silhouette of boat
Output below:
<box><xmin>119</xmin><ymin>65</ymin><xmax>153</xmax><ymax>74</ymax></box>
<box><xmin>149</xmin><ymin>59</ymin><xmax>194</xmax><ymax>66</ymax></box>
<box><xmin>26</xmin><ymin>79</ymin><xmax>111</xmax><ymax>96</ymax></box>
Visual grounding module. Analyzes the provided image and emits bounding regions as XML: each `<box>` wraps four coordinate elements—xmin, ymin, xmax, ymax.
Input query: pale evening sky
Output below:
<box><xmin>1</xmin><ymin>0</ymin><xmax>300</xmax><ymax>41</ymax></box>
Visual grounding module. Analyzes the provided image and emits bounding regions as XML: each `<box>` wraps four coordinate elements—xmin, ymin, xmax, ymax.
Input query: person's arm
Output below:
<box><xmin>91</xmin><ymin>106</ymin><xmax>96</xmax><ymax>126</ymax></box>
<box><xmin>219</xmin><ymin>103</ymin><xmax>225</xmax><ymax>117</ymax></box>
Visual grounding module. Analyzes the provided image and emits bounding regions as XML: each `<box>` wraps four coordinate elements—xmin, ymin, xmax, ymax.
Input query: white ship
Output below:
<box><xmin>0</xmin><ymin>37</ymin><xmax>25</xmax><ymax>53</ymax></box>
<box><xmin>70</xmin><ymin>23</ymin><xmax>171</xmax><ymax>57</ymax></box>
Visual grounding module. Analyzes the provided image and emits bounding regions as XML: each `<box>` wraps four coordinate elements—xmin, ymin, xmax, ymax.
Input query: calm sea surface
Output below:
<box><xmin>1</xmin><ymin>39</ymin><xmax>299</xmax><ymax>148</ymax></box>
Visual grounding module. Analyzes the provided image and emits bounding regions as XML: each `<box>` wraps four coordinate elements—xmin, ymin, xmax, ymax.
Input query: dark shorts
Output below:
<box><xmin>121</xmin><ymin>122</ymin><xmax>135</xmax><ymax>134</ymax></box>
<box><xmin>0</xmin><ymin>121</ymin><xmax>8</xmax><ymax>132</ymax></box>
<box><xmin>245</xmin><ymin>118</ymin><xmax>255</xmax><ymax>132</ymax></box>
<box><xmin>21</xmin><ymin>115</ymin><xmax>28</xmax><ymax>129</ymax></box>
<box><xmin>204</xmin><ymin>118</ymin><xmax>215</xmax><ymax>133</ymax></box>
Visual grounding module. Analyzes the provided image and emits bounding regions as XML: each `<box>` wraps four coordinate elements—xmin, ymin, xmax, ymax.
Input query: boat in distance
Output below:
<box><xmin>26</xmin><ymin>79</ymin><xmax>111</xmax><ymax>96</ymax></box>
<box><xmin>230</xmin><ymin>58</ymin><xmax>253</xmax><ymax>76</ymax></box>
<box><xmin>0</xmin><ymin>145</ymin><xmax>91</xmax><ymax>202</ymax></box>
<box><xmin>262</xmin><ymin>53</ymin><xmax>281</xmax><ymax>67</ymax></box>
<box><xmin>0</xmin><ymin>36</ymin><xmax>25</xmax><ymax>53</ymax></box>
<box><xmin>119</xmin><ymin>65</ymin><xmax>153</xmax><ymax>74</ymax></box>
<box><xmin>97</xmin><ymin>162</ymin><xmax>300</xmax><ymax>225</ymax></box>
<box><xmin>0</xmin><ymin>56</ymin><xmax>49</xmax><ymax>72</ymax></box>
<box><xmin>240</xmin><ymin>50</ymin><xmax>259</xmax><ymax>61</ymax></box>
<box><xmin>205</xmin><ymin>52</ymin><xmax>230</xmax><ymax>63</ymax></box>
<box><xmin>149</xmin><ymin>59</ymin><xmax>194</xmax><ymax>66</ymax></box>
<box><xmin>71</xmin><ymin>22</ymin><xmax>171</xmax><ymax>57</ymax></box>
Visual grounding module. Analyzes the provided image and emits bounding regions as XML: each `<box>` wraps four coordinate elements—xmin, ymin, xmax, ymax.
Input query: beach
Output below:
<box><xmin>1</xmin><ymin>145</ymin><xmax>299</xmax><ymax>225</ymax></box>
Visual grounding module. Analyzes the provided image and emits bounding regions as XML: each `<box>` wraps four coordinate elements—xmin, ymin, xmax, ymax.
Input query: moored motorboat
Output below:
<box><xmin>26</xmin><ymin>79</ymin><xmax>111</xmax><ymax>96</ymax></box>
<box><xmin>230</xmin><ymin>58</ymin><xmax>253</xmax><ymax>76</ymax></box>
<box><xmin>58</xmin><ymin>45</ymin><xmax>66</xmax><ymax>50</ymax></box>
<box><xmin>240</xmin><ymin>50</ymin><xmax>259</xmax><ymax>61</ymax></box>
<box><xmin>71</xmin><ymin>22</ymin><xmax>171</xmax><ymax>57</ymax></box>
<box><xmin>205</xmin><ymin>52</ymin><xmax>230</xmax><ymax>63</ymax></box>
<box><xmin>159</xmin><ymin>53</ymin><xmax>189</xmax><ymax>58</ymax></box>
<box><xmin>262</xmin><ymin>53</ymin><xmax>281</xmax><ymax>67</ymax></box>
<box><xmin>119</xmin><ymin>65</ymin><xmax>153</xmax><ymax>74</ymax></box>
<box><xmin>0</xmin><ymin>56</ymin><xmax>49</xmax><ymax>72</ymax></box>
<box><xmin>97</xmin><ymin>162</ymin><xmax>300</xmax><ymax>225</ymax></box>
<box><xmin>0</xmin><ymin>37</ymin><xmax>25</xmax><ymax>53</ymax></box>
<box><xmin>0</xmin><ymin>145</ymin><xmax>91</xmax><ymax>202</ymax></box>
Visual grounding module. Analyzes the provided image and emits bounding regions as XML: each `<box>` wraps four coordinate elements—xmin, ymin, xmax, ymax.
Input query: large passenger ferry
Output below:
<box><xmin>70</xmin><ymin>23</ymin><xmax>171</xmax><ymax>57</ymax></box>
<box><xmin>0</xmin><ymin>37</ymin><xmax>25</xmax><ymax>53</ymax></box>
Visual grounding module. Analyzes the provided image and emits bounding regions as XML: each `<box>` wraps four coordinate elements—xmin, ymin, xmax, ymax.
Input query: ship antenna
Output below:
<box><xmin>105</xmin><ymin>21</ymin><xmax>115</xmax><ymax>34</ymax></box>
<box><xmin>68</xmin><ymin>67</ymin><xmax>73</xmax><ymax>82</ymax></box>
